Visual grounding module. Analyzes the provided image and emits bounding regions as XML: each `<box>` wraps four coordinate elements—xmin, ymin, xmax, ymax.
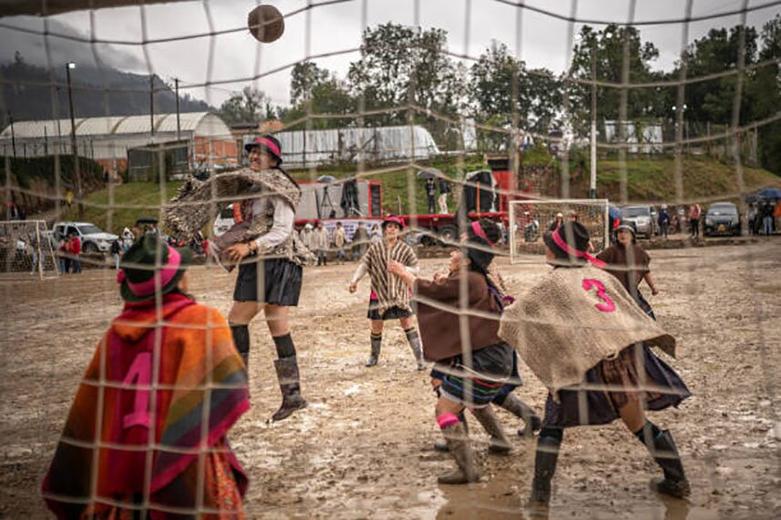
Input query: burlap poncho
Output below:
<box><xmin>163</xmin><ymin>168</ymin><xmax>314</xmax><ymax>265</ymax></box>
<box><xmin>498</xmin><ymin>264</ymin><xmax>675</xmax><ymax>396</ymax></box>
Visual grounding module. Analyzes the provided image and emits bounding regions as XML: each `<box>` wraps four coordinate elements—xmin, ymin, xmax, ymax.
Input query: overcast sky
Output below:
<box><xmin>1</xmin><ymin>0</ymin><xmax>779</xmax><ymax>108</ymax></box>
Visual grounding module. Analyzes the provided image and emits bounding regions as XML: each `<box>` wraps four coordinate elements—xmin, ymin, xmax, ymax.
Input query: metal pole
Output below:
<box><xmin>65</xmin><ymin>62</ymin><xmax>83</xmax><ymax>216</ymax></box>
<box><xmin>150</xmin><ymin>75</ymin><xmax>155</xmax><ymax>136</ymax></box>
<box><xmin>174</xmin><ymin>78</ymin><xmax>181</xmax><ymax>140</ymax></box>
<box><xmin>589</xmin><ymin>47</ymin><xmax>597</xmax><ymax>199</ymax></box>
<box><xmin>8</xmin><ymin>112</ymin><xmax>16</xmax><ymax>158</ymax></box>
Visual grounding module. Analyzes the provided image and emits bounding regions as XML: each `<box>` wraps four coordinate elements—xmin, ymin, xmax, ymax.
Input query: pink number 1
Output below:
<box><xmin>582</xmin><ymin>278</ymin><xmax>616</xmax><ymax>313</ymax></box>
<box><xmin>122</xmin><ymin>352</ymin><xmax>152</xmax><ymax>429</ymax></box>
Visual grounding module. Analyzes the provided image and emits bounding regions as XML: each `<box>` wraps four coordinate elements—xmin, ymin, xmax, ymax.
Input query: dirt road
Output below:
<box><xmin>1</xmin><ymin>241</ymin><xmax>779</xmax><ymax>519</ymax></box>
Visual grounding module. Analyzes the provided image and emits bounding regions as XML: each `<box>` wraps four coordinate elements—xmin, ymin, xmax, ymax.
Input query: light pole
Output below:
<box><xmin>65</xmin><ymin>61</ymin><xmax>83</xmax><ymax>216</ymax></box>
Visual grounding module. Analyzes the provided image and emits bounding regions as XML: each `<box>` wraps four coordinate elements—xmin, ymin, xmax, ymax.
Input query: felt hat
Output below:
<box><xmin>543</xmin><ymin>221</ymin><xmax>605</xmax><ymax>268</ymax></box>
<box><xmin>244</xmin><ymin>134</ymin><xmax>283</xmax><ymax>164</ymax></box>
<box><xmin>117</xmin><ymin>234</ymin><xmax>191</xmax><ymax>302</ymax></box>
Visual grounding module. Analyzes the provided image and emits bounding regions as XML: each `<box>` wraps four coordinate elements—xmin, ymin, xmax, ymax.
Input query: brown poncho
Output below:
<box><xmin>363</xmin><ymin>239</ymin><xmax>418</xmax><ymax>316</ymax></box>
<box><xmin>596</xmin><ymin>243</ymin><xmax>650</xmax><ymax>292</ymax></box>
<box><xmin>498</xmin><ymin>264</ymin><xmax>675</xmax><ymax>397</ymax></box>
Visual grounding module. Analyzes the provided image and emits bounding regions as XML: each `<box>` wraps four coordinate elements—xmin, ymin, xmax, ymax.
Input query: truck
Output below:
<box><xmin>212</xmin><ymin>157</ymin><xmax>524</xmax><ymax>245</ymax></box>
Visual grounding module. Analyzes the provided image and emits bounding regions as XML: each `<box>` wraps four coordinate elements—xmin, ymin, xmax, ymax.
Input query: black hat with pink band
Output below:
<box><xmin>244</xmin><ymin>134</ymin><xmax>283</xmax><ymax>164</ymax></box>
<box><xmin>543</xmin><ymin>221</ymin><xmax>606</xmax><ymax>268</ymax></box>
<box><xmin>117</xmin><ymin>235</ymin><xmax>192</xmax><ymax>303</ymax></box>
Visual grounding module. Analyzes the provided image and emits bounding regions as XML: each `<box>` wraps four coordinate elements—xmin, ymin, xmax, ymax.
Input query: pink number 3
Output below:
<box><xmin>582</xmin><ymin>278</ymin><xmax>616</xmax><ymax>313</ymax></box>
<box><xmin>122</xmin><ymin>352</ymin><xmax>152</xmax><ymax>429</ymax></box>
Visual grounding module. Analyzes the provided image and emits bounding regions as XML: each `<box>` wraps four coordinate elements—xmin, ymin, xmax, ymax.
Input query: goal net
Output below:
<box><xmin>508</xmin><ymin>199</ymin><xmax>610</xmax><ymax>263</ymax></box>
<box><xmin>1</xmin><ymin>0</ymin><xmax>779</xmax><ymax>519</ymax></box>
<box><xmin>0</xmin><ymin>220</ymin><xmax>59</xmax><ymax>278</ymax></box>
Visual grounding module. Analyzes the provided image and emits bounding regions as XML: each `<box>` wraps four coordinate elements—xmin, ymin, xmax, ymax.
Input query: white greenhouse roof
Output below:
<box><xmin>0</xmin><ymin>112</ymin><xmax>229</xmax><ymax>139</ymax></box>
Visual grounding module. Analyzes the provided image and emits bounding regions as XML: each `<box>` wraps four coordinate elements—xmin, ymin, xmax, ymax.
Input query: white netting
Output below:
<box><xmin>0</xmin><ymin>0</ymin><xmax>779</xmax><ymax>518</ymax></box>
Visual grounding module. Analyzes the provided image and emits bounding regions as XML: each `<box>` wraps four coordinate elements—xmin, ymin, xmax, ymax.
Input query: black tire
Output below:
<box><xmin>438</xmin><ymin>225</ymin><xmax>459</xmax><ymax>245</ymax></box>
<box><xmin>83</xmin><ymin>242</ymin><xmax>99</xmax><ymax>254</ymax></box>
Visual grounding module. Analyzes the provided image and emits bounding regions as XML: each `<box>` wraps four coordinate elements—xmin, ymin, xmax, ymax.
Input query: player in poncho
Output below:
<box><xmin>163</xmin><ymin>134</ymin><xmax>314</xmax><ymax>422</ymax></box>
<box><xmin>597</xmin><ymin>223</ymin><xmax>659</xmax><ymax>318</ymax></box>
<box><xmin>389</xmin><ymin>219</ymin><xmax>517</xmax><ymax>484</ymax></box>
<box><xmin>348</xmin><ymin>215</ymin><xmax>425</xmax><ymax>369</ymax></box>
<box><xmin>42</xmin><ymin>235</ymin><xmax>249</xmax><ymax>518</ymax></box>
<box><xmin>499</xmin><ymin>221</ymin><xmax>692</xmax><ymax>506</ymax></box>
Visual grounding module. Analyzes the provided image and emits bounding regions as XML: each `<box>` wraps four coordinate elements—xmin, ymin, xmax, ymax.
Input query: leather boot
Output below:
<box><xmin>496</xmin><ymin>393</ymin><xmax>542</xmax><ymax>438</ymax></box>
<box><xmin>366</xmin><ymin>334</ymin><xmax>381</xmax><ymax>367</ymax></box>
<box><xmin>438</xmin><ymin>422</ymin><xmax>480</xmax><ymax>484</ymax></box>
<box><xmin>271</xmin><ymin>356</ymin><xmax>307</xmax><ymax>422</ymax></box>
<box><xmin>529</xmin><ymin>435</ymin><xmax>561</xmax><ymax>506</ymax></box>
<box><xmin>642</xmin><ymin>429</ymin><xmax>691</xmax><ymax>498</ymax></box>
<box><xmin>471</xmin><ymin>406</ymin><xmax>512</xmax><ymax>454</ymax></box>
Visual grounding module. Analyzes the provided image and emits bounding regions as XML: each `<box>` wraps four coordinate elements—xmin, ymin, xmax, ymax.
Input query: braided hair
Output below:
<box><xmin>464</xmin><ymin>219</ymin><xmax>505</xmax><ymax>310</ymax></box>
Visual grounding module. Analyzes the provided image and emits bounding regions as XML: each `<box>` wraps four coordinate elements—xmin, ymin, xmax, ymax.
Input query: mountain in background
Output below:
<box><xmin>1</xmin><ymin>53</ymin><xmax>213</xmax><ymax>126</ymax></box>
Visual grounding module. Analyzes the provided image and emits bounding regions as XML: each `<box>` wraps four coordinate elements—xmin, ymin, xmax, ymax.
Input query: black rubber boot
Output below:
<box><xmin>529</xmin><ymin>434</ymin><xmax>561</xmax><ymax>506</ymax></box>
<box><xmin>271</xmin><ymin>356</ymin><xmax>307</xmax><ymax>422</ymax></box>
<box><xmin>438</xmin><ymin>422</ymin><xmax>480</xmax><ymax>484</ymax></box>
<box><xmin>366</xmin><ymin>333</ymin><xmax>381</xmax><ymax>367</ymax></box>
<box><xmin>434</xmin><ymin>413</ymin><xmax>468</xmax><ymax>452</ymax></box>
<box><xmin>638</xmin><ymin>426</ymin><xmax>691</xmax><ymax>498</ymax></box>
<box><xmin>471</xmin><ymin>406</ymin><xmax>512</xmax><ymax>454</ymax></box>
<box><xmin>496</xmin><ymin>393</ymin><xmax>542</xmax><ymax>438</ymax></box>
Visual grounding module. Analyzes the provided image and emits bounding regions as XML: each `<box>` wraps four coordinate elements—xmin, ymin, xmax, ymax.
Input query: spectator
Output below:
<box><xmin>333</xmin><ymin>222</ymin><xmax>347</xmax><ymax>264</ymax></box>
<box><xmin>314</xmin><ymin>221</ymin><xmax>329</xmax><ymax>266</ymax></box>
<box><xmin>747</xmin><ymin>204</ymin><xmax>758</xmax><ymax>235</ymax></box>
<box><xmin>688</xmin><ymin>203</ymin><xmax>701</xmax><ymax>239</ymax></box>
<box><xmin>658</xmin><ymin>205</ymin><xmax>670</xmax><ymax>239</ymax></box>
<box><xmin>110</xmin><ymin>239</ymin><xmax>122</xmax><ymax>269</ymax></box>
<box><xmin>437</xmin><ymin>177</ymin><xmax>451</xmax><ymax>214</ymax></box>
<box><xmin>352</xmin><ymin>222</ymin><xmax>370</xmax><ymax>261</ymax></box>
<box><xmin>68</xmin><ymin>233</ymin><xmax>82</xmax><ymax>274</ymax></box>
<box><xmin>774</xmin><ymin>201</ymin><xmax>781</xmax><ymax>234</ymax></box>
<box><xmin>370</xmin><ymin>224</ymin><xmax>382</xmax><ymax>243</ymax></box>
<box><xmin>57</xmin><ymin>237</ymin><xmax>70</xmax><ymax>274</ymax></box>
<box><xmin>425</xmin><ymin>178</ymin><xmax>437</xmax><ymax>214</ymax></box>
<box><xmin>762</xmin><ymin>201</ymin><xmax>775</xmax><ymax>236</ymax></box>
<box><xmin>299</xmin><ymin>223</ymin><xmax>315</xmax><ymax>251</ymax></box>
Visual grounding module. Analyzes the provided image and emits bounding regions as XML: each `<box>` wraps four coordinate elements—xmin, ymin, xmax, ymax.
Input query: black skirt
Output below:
<box><xmin>367</xmin><ymin>298</ymin><xmax>413</xmax><ymax>320</ymax></box>
<box><xmin>233</xmin><ymin>257</ymin><xmax>303</xmax><ymax>306</ymax></box>
<box><xmin>542</xmin><ymin>343</ymin><xmax>691</xmax><ymax>429</ymax></box>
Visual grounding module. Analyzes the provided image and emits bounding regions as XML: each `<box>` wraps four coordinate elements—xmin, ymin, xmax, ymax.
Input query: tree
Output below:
<box><xmin>290</xmin><ymin>61</ymin><xmax>329</xmax><ymax>106</ymax></box>
<box><xmin>217</xmin><ymin>86</ymin><xmax>269</xmax><ymax>126</ymax></box>
<box><xmin>468</xmin><ymin>42</ymin><xmax>562</xmax><ymax>134</ymax></box>
<box><xmin>678</xmin><ymin>25</ymin><xmax>759</xmax><ymax>126</ymax></box>
<box><xmin>347</xmin><ymin>23</ymin><xmax>462</xmax><ymax>125</ymax></box>
<box><xmin>568</xmin><ymin>24</ymin><xmax>665</xmax><ymax>136</ymax></box>
<box><xmin>748</xmin><ymin>15</ymin><xmax>781</xmax><ymax>174</ymax></box>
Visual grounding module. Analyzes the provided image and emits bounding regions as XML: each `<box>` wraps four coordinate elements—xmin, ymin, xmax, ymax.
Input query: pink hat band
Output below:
<box><xmin>551</xmin><ymin>228</ymin><xmax>606</xmax><ymax>268</ymax></box>
<box><xmin>470</xmin><ymin>220</ymin><xmax>494</xmax><ymax>246</ymax></box>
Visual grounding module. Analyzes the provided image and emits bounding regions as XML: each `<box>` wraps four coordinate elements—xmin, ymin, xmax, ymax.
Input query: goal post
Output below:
<box><xmin>508</xmin><ymin>199</ymin><xmax>610</xmax><ymax>264</ymax></box>
<box><xmin>0</xmin><ymin>220</ymin><xmax>60</xmax><ymax>279</ymax></box>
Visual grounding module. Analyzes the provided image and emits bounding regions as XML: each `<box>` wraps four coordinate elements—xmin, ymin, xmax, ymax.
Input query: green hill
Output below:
<box><xmin>58</xmin><ymin>154</ymin><xmax>778</xmax><ymax>234</ymax></box>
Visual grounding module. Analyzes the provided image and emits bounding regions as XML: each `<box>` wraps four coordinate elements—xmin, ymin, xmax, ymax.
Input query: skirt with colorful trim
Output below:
<box><xmin>433</xmin><ymin>342</ymin><xmax>514</xmax><ymax>409</ymax></box>
<box><xmin>542</xmin><ymin>343</ymin><xmax>691</xmax><ymax>429</ymax></box>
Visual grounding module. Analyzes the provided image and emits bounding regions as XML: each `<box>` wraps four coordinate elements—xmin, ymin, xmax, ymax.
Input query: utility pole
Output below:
<box><xmin>8</xmin><ymin>111</ymin><xmax>16</xmax><ymax>158</ymax></box>
<box><xmin>589</xmin><ymin>48</ymin><xmax>598</xmax><ymax>199</ymax></box>
<box><xmin>65</xmin><ymin>62</ymin><xmax>83</xmax><ymax>216</ymax></box>
<box><xmin>150</xmin><ymin>75</ymin><xmax>155</xmax><ymax>136</ymax></box>
<box><xmin>174</xmin><ymin>78</ymin><xmax>181</xmax><ymax>140</ymax></box>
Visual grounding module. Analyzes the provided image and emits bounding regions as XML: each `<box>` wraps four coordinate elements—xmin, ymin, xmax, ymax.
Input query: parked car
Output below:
<box><xmin>51</xmin><ymin>221</ymin><xmax>119</xmax><ymax>253</ymax></box>
<box><xmin>704</xmin><ymin>202</ymin><xmax>741</xmax><ymax>237</ymax></box>
<box><xmin>620</xmin><ymin>205</ymin><xmax>655</xmax><ymax>238</ymax></box>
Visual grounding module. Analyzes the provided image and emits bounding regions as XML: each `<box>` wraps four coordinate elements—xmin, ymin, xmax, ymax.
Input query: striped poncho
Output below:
<box><xmin>363</xmin><ymin>239</ymin><xmax>418</xmax><ymax>316</ymax></box>
<box><xmin>42</xmin><ymin>293</ymin><xmax>250</xmax><ymax>519</ymax></box>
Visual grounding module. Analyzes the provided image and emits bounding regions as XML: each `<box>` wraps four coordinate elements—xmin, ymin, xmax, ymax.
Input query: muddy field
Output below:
<box><xmin>1</xmin><ymin>240</ymin><xmax>779</xmax><ymax>519</ymax></box>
